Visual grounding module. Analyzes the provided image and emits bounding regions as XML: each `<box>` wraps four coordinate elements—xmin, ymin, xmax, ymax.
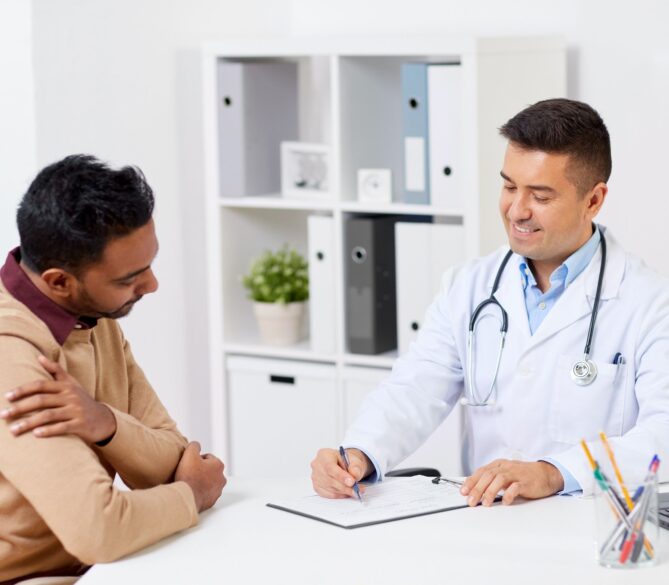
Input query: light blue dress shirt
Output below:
<box><xmin>519</xmin><ymin>226</ymin><xmax>601</xmax><ymax>494</ymax></box>
<box><xmin>518</xmin><ymin>227</ymin><xmax>601</xmax><ymax>335</ymax></box>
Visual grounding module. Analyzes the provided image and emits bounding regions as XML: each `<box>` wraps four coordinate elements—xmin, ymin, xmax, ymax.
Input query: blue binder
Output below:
<box><xmin>401</xmin><ymin>63</ymin><xmax>430</xmax><ymax>205</ymax></box>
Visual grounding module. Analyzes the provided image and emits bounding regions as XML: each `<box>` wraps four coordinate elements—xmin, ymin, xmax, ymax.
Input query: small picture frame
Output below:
<box><xmin>281</xmin><ymin>142</ymin><xmax>331</xmax><ymax>200</ymax></box>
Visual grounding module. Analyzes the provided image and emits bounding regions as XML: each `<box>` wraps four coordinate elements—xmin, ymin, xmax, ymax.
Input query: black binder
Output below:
<box><xmin>345</xmin><ymin>215</ymin><xmax>399</xmax><ymax>355</ymax></box>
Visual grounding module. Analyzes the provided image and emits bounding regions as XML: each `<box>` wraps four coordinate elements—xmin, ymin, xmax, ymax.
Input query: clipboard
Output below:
<box><xmin>266</xmin><ymin>476</ymin><xmax>498</xmax><ymax>529</ymax></box>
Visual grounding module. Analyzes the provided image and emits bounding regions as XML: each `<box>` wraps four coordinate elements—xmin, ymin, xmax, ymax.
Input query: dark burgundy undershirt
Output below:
<box><xmin>0</xmin><ymin>248</ymin><xmax>96</xmax><ymax>345</ymax></box>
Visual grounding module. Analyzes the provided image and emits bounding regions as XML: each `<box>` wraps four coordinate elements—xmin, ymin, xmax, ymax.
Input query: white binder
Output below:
<box><xmin>308</xmin><ymin>215</ymin><xmax>337</xmax><ymax>354</ymax></box>
<box><xmin>427</xmin><ymin>64</ymin><xmax>463</xmax><ymax>210</ymax></box>
<box><xmin>217</xmin><ymin>61</ymin><xmax>298</xmax><ymax>197</ymax></box>
<box><xmin>395</xmin><ymin>222</ymin><xmax>465</xmax><ymax>355</ymax></box>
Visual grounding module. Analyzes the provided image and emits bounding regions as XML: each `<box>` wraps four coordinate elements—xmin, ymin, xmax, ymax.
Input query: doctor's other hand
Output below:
<box><xmin>311</xmin><ymin>447</ymin><xmax>372</xmax><ymax>499</ymax></box>
<box><xmin>175</xmin><ymin>441</ymin><xmax>227</xmax><ymax>512</ymax></box>
<box><xmin>460</xmin><ymin>459</ymin><xmax>564</xmax><ymax>507</ymax></box>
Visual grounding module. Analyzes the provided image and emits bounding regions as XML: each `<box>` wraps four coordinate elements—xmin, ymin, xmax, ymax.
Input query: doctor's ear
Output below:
<box><xmin>585</xmin><ymin>182</ymin><xmax>608</xmax><ymax>216</ymax></box>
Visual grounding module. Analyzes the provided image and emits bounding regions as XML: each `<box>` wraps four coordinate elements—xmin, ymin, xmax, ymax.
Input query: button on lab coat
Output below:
<box><xmin>343</xmin><ymin>228</ymin><xmax>669</xmax><ymax>494</ymax></box>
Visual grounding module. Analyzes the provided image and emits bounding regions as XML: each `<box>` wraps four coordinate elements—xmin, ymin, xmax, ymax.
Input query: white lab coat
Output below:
<box><xmin>343</xmin><ymin>227</ymin><xmax>669</xmax><ymax>494</ymax></box>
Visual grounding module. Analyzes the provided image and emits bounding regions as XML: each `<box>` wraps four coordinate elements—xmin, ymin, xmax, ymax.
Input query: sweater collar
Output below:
<box><xmin>0</xmin><ymin>248</ymin><xmax>96</xmax><ymax>345</ymax></box>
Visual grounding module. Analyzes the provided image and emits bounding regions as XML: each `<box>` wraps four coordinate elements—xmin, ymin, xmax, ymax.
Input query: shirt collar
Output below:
<box><xmin>518</xmin><ymin>225</ymin><xmax>601</xmax><ymax>290</ymax></box>
<box><xmin>0</xmin><ymin>248</ymin><xmax>96</xmax><ymax>345</ymax></box>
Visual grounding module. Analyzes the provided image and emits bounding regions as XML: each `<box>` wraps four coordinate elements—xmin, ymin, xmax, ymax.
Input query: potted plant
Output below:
<box><xmin>242</xmin><ymin>245</ymin><xmax>309</xmax><ymax>346</ymax></box>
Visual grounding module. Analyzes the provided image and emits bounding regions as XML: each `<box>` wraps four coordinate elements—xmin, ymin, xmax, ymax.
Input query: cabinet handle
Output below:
<box><xmin>270</xmin><ymin>374</ymin><xmax>295</xmax><ymax>385</ymax></box>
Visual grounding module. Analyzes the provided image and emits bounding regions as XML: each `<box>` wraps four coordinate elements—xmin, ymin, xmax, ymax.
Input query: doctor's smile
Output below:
<box><xmin>509</xmin><ymin>223</ymin><xmax>541</xmax><ymax>243</ymax></box>
<box><xmin>511</xmin><ymin>224</ymin><xmax>540</xmax><ymax>234</ymax></box>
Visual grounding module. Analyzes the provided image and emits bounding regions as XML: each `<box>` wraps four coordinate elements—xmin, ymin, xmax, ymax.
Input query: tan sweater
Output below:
<box><xmin>0</xmin><ymin>279</ymin><xmax>198</xmax><ymax>582</ymax></box>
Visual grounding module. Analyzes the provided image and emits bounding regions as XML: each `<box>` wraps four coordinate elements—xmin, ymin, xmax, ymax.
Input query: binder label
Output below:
<box><xmin>404</xmin><ymin>137</ymin><xmax>426</xmax><ymax>192</ymax></box>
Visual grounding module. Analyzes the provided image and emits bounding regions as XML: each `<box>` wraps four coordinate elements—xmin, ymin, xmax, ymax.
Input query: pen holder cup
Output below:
<box><xmin>594</xmin><ymin>477</ymin><xmax>659</xmax><ymax>569</ymax></box>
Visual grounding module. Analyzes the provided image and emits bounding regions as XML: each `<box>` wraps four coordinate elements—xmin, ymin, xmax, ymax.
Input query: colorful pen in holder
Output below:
<box><xmin>580</xmin><ymin>438</ymin><xmax>660</xmax><ymax>568</ymax></box>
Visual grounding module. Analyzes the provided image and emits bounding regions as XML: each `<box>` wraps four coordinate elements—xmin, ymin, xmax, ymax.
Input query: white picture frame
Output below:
<box><xmin>281</xmin><ymin>141</ymin><xmax>331</xmax><ymax>200</ymax></box>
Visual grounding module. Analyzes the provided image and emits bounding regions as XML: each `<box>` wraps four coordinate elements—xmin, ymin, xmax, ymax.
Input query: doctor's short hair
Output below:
<box><xmin>499</xmin><ymin>98</ymin><xmax>612</xmax><ymax>195</ymax></box>
<box><xmin>16</xmin><ymin>154</ymin><xmax>155</xmax><ymax>275</ymax></box>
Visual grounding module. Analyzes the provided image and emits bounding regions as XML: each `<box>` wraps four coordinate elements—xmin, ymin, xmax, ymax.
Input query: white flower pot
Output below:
<box><xmin>253</xmin><ymin>301</ymin><xmax>306</xmax><ymax>346</ymax></box>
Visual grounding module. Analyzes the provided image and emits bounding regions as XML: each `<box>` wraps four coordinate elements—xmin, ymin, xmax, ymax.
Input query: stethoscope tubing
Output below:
<box><xmin>464</xmin><ymin>227</ymin><xmax>606</xmax><ymax>406</ymax></box>
<box><xmin>583</xmin><ymin>230</ymin><xmax>606</xmax><ymax>358</ymax></box>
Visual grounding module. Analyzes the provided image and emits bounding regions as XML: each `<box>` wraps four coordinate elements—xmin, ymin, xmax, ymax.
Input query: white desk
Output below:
<box><xmin>80</xmin><ymin>477</ymin><xmax>669</xmax><ymax>585</ymax></box>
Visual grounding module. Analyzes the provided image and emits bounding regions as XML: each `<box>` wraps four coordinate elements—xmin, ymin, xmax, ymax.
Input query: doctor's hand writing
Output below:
<box><xmin>0</xmin><ymin>355</ymin><xmax>117</xmax><ymax>444</ymax></box>
<box><xmin>311</xmin><ymin>448</ymin><xmax>372</xmax><ymax>499</ymax></box>
<box><xmin>460</xmin><ymin>459</ymin><xmax>564</xmax><ymax>506</ymax></box>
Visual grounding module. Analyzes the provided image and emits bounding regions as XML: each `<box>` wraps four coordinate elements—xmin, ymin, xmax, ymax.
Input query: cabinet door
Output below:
<box><xmin>227</xmin><ymin>357</ymin><xmax>337</xmax><ymax>477</ymax></box>
<box><xmin>395</xmin><ymin>222</ymin><xmax>465</xmax><ymax>355</ymax></box>
<box><xmin>342</xmin><ymin>366</ymin><xmax>463</xmax><ymax>475</ymax></box>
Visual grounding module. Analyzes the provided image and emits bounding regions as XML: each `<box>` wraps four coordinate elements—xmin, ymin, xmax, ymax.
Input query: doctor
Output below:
<box><xmin>311</xmin><ymin>98</ymin><xmax>669</xmax><ymax>506</ymax></box>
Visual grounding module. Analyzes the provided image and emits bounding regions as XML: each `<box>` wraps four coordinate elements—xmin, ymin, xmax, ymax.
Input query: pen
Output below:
<box><xmin>580</xmin><ymin>439</ymin><xmax>597</xmax><ymax>470</ymax></box>
<box><xmin>632</xmin><ymin>458</ymin><xmax>660</xmax><ymax>562</ymax></box>
<box><xmin>339</xmin><ymin>446</ymin><xmax>363</xmax><ymax>504</ymax></box>
<box><xmin>599</xmin><ymin>431</ymin><xmax>634</xmax><ymax>511</ymax></box>
<box><xmin>628</xmin><ymin>488</ymin><xmax>652</xmax><ymax>563</ymax></box>
<box><xmin>599</xmin><ymin>469</ymin><xmax>630</xmax><ymax>513</ymax></box>
<box><xmin>581</xmin><ymin>440</ymin><xmax>654</xmax><ymax>558</ymax></box>
<box><xmin>593</xmin><ymin>466</ymin><xmax>653</xmax><ymax>560</ymax></box>
<box><xmin>600</xmin><ymin>492</ymin><xmax>646</xmax><ymax>557</ymax></box>
<box><xmin>432</xmin><ymin>476</ymin><xmax>465</xmax><ymax>487</ymax></box>
<box><xmin>593</xmin><ymin>467</ymin><xmax>628</xmax><ymax>519</ymax></box>
<box><xmin>612</xmin><ymin>352</ymin><xmax>624</xmax><ymax>365</ymax></box>
<box><xmin>579</xmin><ymin>441</ymin><xmax>624</xmax><ymax>512</ymax></box>
<box><xmin>619</xmin><ymin>458</ymin><xmax>659</xmax><ymax>564</ymax></box>
<box><xmin>598</xmin><ymin>455</ymin><xmax>659</xmax><ymax>560</ymax></box>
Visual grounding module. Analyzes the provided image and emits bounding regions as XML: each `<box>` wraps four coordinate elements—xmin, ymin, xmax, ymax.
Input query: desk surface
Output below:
<box><xmin>80</xmin><ymin>477</ymin><xmax>669</xmax><ymax>585</ymax></box>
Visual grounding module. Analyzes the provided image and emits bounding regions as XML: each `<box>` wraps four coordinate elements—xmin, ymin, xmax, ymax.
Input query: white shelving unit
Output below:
<box><xmin>199</xmin><ymin>36</ymin><xmax>566</xmax><ymax>476</ymax></box>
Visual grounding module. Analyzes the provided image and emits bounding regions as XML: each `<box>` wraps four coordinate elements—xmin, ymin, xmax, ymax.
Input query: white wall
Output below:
<box><xmin>290</xmin><ymin>0</ymin><xmax>669</xmax><ymax>276</ymax></box>
<box><xmin>25</xmin><ymin>0</ymin><xmax>669</xmax><ymax>448</ymax></box>
<box><xmin>31</xmin><ymin>0</ymin><xmax>291</xmax><ymax>445</ymax></box>
<box><xmin>0</xmin><ymin>0</ymin><xmax>36</xmax><ymax>254</ymax></box>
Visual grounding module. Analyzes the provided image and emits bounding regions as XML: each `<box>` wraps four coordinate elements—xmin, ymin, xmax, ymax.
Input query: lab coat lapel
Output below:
<box><xmin>526</xmin><ymin>267</ymin><xmax>593</xmax><ymax>351</ymax></box>
<box><xmin>490</xmin><ymin>255</ymin><xmax>532</xmax><ymax>344</ymax></box>
<box><xmin>521</xmin><ymin>227</ymin><xmax>625</xmax><ymax>353</ymax></box>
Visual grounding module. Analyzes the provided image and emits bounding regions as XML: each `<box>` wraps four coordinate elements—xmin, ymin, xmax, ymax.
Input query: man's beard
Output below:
<box><xmin>74</xmin><ymin>286</ymin><xmax>143</xmax><ymax>320</ymax></box>
<box><xmin>96</xmin><ymin>297</ymin><xmax>143</xmax><ymax>319</ymax></box>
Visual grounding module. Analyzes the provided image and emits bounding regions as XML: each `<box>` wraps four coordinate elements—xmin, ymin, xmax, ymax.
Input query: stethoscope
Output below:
<box><xmin>461</xmin><ymin>228</ymin><xmax>607</xmax><ymax>406</ymax></box>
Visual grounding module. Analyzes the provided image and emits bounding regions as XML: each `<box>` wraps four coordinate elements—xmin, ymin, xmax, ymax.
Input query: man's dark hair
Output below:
<box><xmin>17</xmin><ymin>154</ymin><xmax>155</xmax><ymax>274</ymax></box>
<box><xmin>499</xmin><ymin>98</ymin><xmax>612</xmax><ymax>194</ymax></box>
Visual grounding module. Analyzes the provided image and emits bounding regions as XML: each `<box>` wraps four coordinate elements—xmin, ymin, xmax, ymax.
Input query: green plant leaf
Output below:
<box><xmin>240</xmin><ymin>244</ymin><xmax>309</xmax><ymax>303</ymax></box>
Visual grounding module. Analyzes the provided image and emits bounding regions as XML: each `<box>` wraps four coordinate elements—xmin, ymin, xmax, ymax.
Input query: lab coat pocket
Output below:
<box><xmin>549</xmin><ymin>354</ymin><xmax>625</xmax><ymax>444</ymax></box>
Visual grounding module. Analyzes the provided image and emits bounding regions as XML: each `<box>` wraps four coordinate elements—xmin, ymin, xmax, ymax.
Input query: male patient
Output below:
<box><xmin>0</xmin><ymin>155</ymin><xmax>226</xmax><ymax>583</ymax></box>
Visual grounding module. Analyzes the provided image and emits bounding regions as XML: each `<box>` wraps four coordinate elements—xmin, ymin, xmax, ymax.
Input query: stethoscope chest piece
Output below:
<box><xmin>570</xmin><ymin>357</ymin><xmax>598</xmax><ymax>386</ymax></box>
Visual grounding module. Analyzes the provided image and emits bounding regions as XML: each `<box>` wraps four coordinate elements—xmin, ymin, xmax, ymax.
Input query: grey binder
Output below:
<box><xmin>345</xmin><ymin>216</ymin><xmax>399</xmax><ymax>355</ymax></box>
<box><xmin>217</xmin><ymin>60</ymin><xmax>298</xmax><ymax>197</ymax></box>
